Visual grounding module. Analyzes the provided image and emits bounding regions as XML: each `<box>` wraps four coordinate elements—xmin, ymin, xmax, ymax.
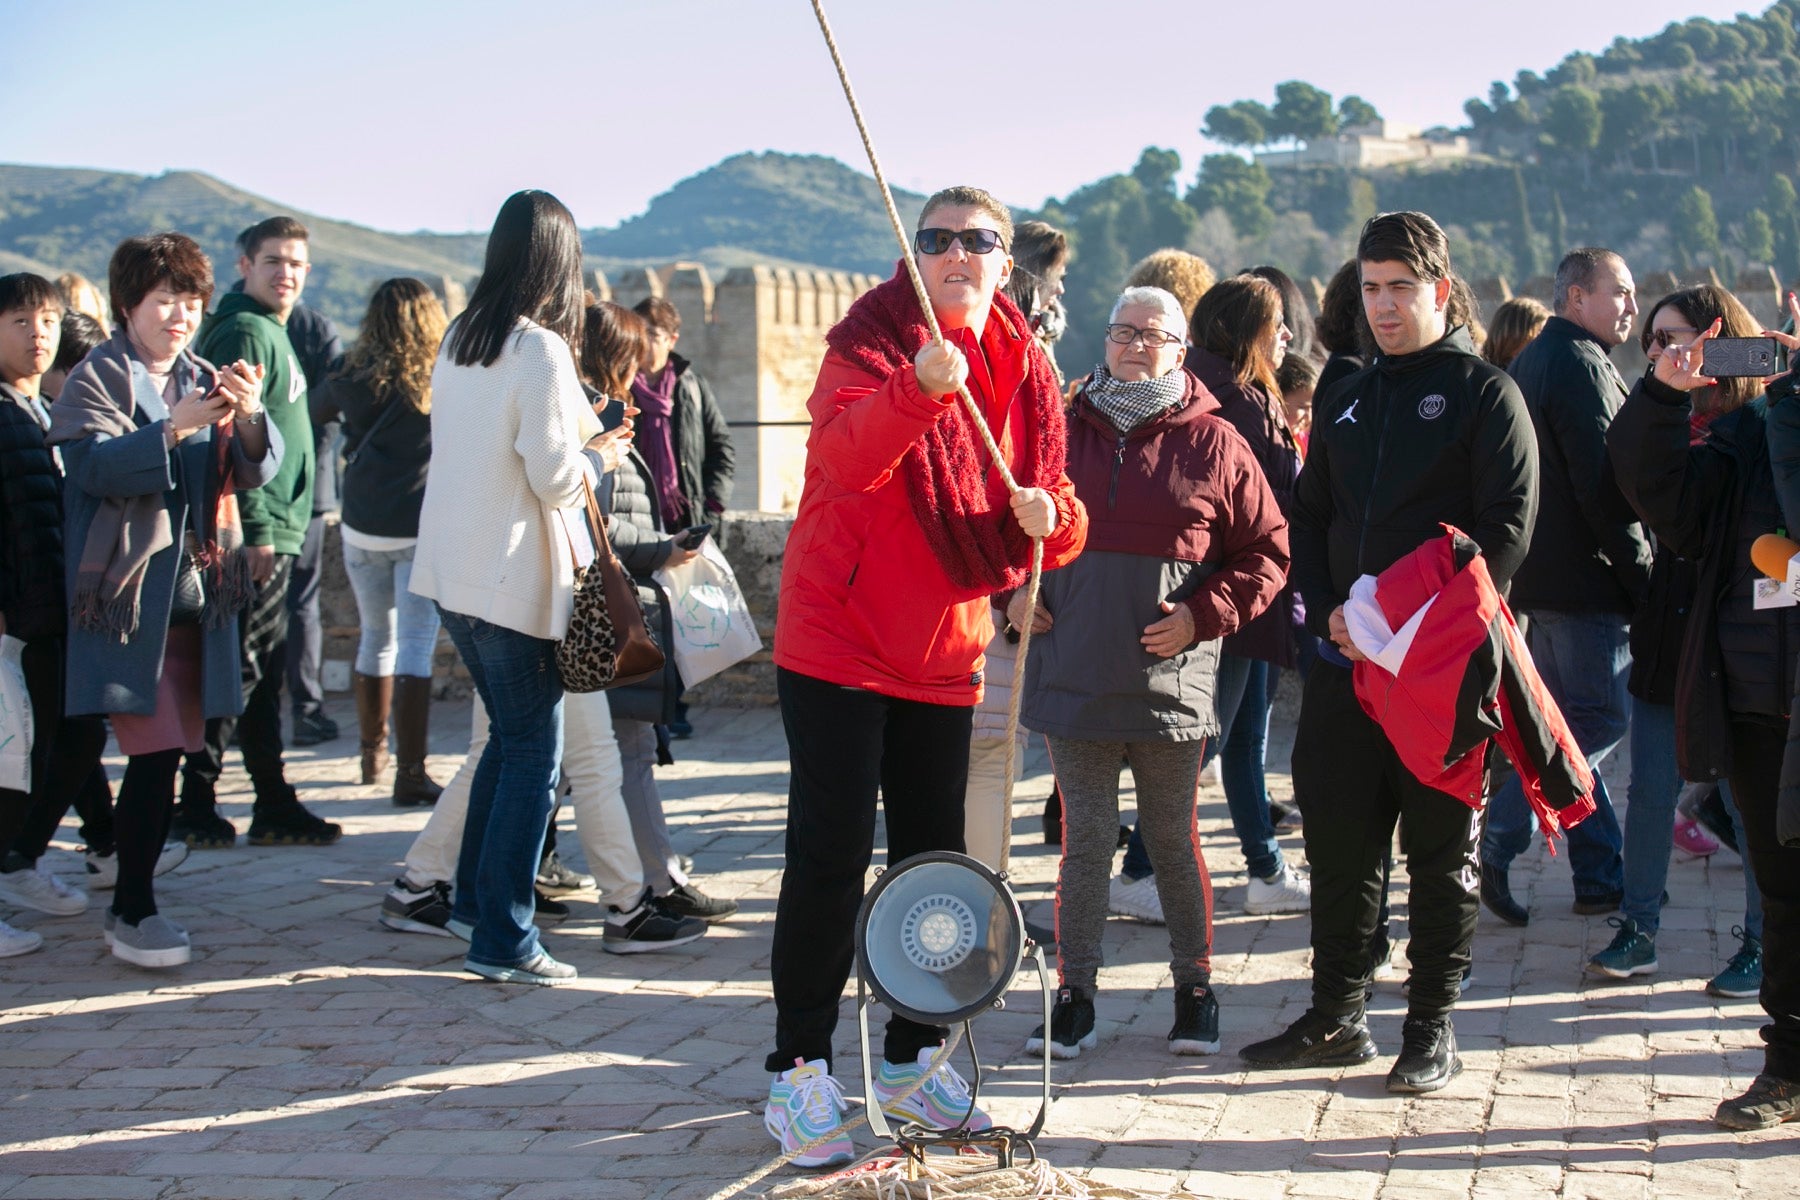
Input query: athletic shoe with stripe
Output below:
<box><xmin>764</xmin><ymin>1058</ymin><xmax>854</xmax><ymax>1168</ymax></box>
<box><xmin>872</xmin><ymin>1046</ymin><xmax>991</xmax><ymax>1130</ymax></box>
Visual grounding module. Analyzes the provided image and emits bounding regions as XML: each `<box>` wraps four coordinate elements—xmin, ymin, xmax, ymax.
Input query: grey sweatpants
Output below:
<box><xmin>1047</xmin><ymin>736</ymin><xmax>1214</xmax><ymax>993</ymax></box>
<box><xmin>615</xmin><ymin>717</ymin><xmax>689</xmax><ymax>893</ymax></box>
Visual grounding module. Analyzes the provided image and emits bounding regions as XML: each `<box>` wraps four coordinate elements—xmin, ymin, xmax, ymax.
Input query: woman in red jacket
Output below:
<box><xmin>762</xmin><ymin>186</ymin><xmax>1087</xmax><ymax>1166</ymax></box>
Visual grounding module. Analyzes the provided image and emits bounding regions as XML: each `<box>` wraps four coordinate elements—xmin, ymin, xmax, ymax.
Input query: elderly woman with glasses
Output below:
<box><xmin>1016</xmin><ymin>285</ymin><xmax>1289</xmax><ymax>1062</ymax></box>
<box><xmin>761</xmin><ymin>185</ymin><xmax>1088</xmax><ymax>1165</ymax></box>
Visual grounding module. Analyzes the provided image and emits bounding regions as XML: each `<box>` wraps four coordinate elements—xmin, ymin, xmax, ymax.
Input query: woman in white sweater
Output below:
<box><xmin>411</xmin><ymin>189</ymin><xmax>618</xmax><ymax>986</ymax></box>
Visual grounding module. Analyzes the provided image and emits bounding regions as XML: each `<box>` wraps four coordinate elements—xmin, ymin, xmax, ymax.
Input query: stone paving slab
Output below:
<box><xmin>0</xmin><ymin>698</ymin><xmax>1788</xmax><ymax>1199</ymax></box>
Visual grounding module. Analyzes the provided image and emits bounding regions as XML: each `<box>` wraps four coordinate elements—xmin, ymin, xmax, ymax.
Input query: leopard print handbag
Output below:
<box><xmin>557</xmin><ymin>477</ymin><xmax>665</xmax><ymax>693</ymax></box>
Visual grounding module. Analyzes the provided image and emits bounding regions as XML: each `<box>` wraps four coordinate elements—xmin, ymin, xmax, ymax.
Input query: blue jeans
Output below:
<box><xmin>1122</xmin><ymin>654</ymin><xmax>1284</xmax><ymax>882</ymax></box>
<box><xmin>1480</xmin><ymin>610</ymin><xmax>1626</xmax><ymax>899</ymax></box>
<box><xmin>437</xmin><ymin>607</ymin><xmax>565</xmax><ymax>969</ymax></box>
<box><xmin>1622</xmin><ymin>698</ymin><xmax>1678</xmax><ymax>933</ymax></box>
<box><xmin>1716</xmin><ymin>782</ymin><xmax>1766</xmax><ymax>942</ymax></box>
<box><xmin>343</xmin><ymin>540</ymin><xmax>441</xmax><ymax>677</ymax></box>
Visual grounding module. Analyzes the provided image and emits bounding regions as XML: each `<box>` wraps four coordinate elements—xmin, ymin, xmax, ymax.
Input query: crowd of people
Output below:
<box><xmin>1</xmin><ymin>186</ymin><xmax>1797</xmax><ymax>1160</ymax></box>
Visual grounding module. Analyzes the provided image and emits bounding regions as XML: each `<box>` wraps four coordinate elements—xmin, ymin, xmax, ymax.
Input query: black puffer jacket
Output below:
<box><xmin>593</xmin><ymin>404</ymin><xmax>686</xmax><ymax>724</ymax></box>
<box><xmin>1609</xmin><ymin>372</ymin><xmax>1800</xmax><ymax>783</ymax></box>
<box><xmin>661</xmin><ymin>354</ymin><xmax>735</xmax><ymax>521</ymax></box>
<box><xmin>1507</xmin><ymin>317</ymin><xmax>1652</xmax><ymax>614</ymax></box>
<box><xmin>1759</xmin><ymin>377</ymin><xmax>1800</xmax><ymax>844</ymax></box>
<box><xmin>1626</xmin><ymin>545</ymin><xmax>1700</xmax><ymax>705</ymax></box>
<box><xmin>0</xmin><ymin>386</ymin><xmax>66</xmax><ymax>640</ymax></box>
<box><xmin>310</xmin><ymin>374</ymin><xmax>430</xmax><ymax>539</ymax></box>
<box><xmin>1293</xmin><ymin>326</ymin><xmax>1539</xmax><ymax>642</ymax></box>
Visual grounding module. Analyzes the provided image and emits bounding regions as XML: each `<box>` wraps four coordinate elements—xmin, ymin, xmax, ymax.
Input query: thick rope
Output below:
<box><xmin>807</xmin><ymin>0</ymin><xmax>1045</xmax><ymax>820</ymax></box>
<box><xmin>766</xmin><ymin>1151</ymin><xmax>1204</xmax><ymax>1199</ymax></box>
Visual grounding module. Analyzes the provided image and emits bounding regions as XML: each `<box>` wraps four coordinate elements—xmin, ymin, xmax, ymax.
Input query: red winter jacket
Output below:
<box><xmin>774</xmin><ymin>314</ymin><xmax>1087</xmax><ymax>706</ymax></box>
<box><xmin>1344</xmin><ymin>527</ymin><xmax>1597</xmax><ymax>839</ymax></box>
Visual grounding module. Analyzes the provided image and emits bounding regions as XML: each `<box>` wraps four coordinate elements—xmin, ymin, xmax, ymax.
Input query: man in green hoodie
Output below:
<box><xmin>172</xmin><ymin>216</ymin><xmax>340</xmax><ymax>848</ymax></box>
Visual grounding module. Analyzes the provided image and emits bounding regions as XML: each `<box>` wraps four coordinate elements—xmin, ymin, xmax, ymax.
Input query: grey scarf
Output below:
<box><xmin>1084</xmin><ymin>363</ymin><xmax>1187</xmax><ymax>432</ymax></box>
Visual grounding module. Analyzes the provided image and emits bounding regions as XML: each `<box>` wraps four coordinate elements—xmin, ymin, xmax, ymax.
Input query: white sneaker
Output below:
<box><xmin>84</xmin><ymin>842</ymin><xmax>189</xmax><ymax>891</ymax></box>
<box><xmin>1244</xmin><ymin>864</ymin><xmax>1312</xmax><ymax>915</ymax></box>
<box><xmin>0</xmin><ymin>864</ymin><xmax>88</xmax><ymax>916</ymax></box>
<box><xmin>1108</xmin><ymin>873</ymin><xmax>1165</xmax><ymax>924</ymax></box>
<box><xmin>0</xmin><ymin>916</ymin><xmax>43</xmax><ymax>957</ymax></box>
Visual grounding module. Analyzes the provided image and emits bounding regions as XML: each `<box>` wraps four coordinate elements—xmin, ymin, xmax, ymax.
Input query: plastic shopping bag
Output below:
<box><xmin>652</xmin><ymin>537</ymin><xmax>762</xmax><ymax>688</ymax></box>
<box><xmin>0</xmin><ymin>635</ymin><xmax>33</xmax><ymax>792</ymax></box>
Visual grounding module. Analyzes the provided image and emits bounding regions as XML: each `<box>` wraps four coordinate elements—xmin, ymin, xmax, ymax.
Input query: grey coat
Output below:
<box><xmin>1022</xmin><ymin>552</ymin><xmax>1221</xmax><ymax>743</ymax></box>
<box><xmin>61</xmin><ymin>354</ymin><xmax>283</xmax><ymax>720</ymax></box>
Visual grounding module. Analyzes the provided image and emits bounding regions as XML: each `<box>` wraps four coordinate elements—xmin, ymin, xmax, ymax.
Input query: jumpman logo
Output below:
<box><xmin>1336</xmin><ymin>398</ymin><xmax>1360</xmax><ymax>424</ymax></box>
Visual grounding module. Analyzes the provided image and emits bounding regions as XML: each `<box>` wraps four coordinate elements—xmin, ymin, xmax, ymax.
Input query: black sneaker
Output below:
<box><xmin>658</xmin><ymin>881</ymin><xmax>738</xmax><ymax>923</ymax></box>
<box><xmin>1386</xmin><ymin>1016</ymin><xmax>1463</xmax><ymax>1093</ymax></box>
<box><xmin>536</xmin><ymin>851</ymin><xmax>595</xmax><ymax>893</ymax></box>
<box><xmin>170</xmin><ymin>809</ymin><xmax>237</xmax><ymax>849</ymax></box>
<box><xmin>1025</xmin><ymin>986</ymin><xmax>1097</xmax><ymax>1060</ymax></box>
<box><xmin>379</xmin><ymin>878</ymin><xmax>454</xmax><ymax>937</ymax></box>
<box><xmin>291</xmin><ymin>710</ymin><xmax>339</xmax><ymax>747</ymax></box>
<box><xmin>1693</xmin><ymin>787</ymin><xmax>1741</xmax><ymax>855</ymax></box>
<box><xmin>1169</xmin><ymin>984</ymin><xmax>1220</xmax><ymax>1055</ymax></box>
<box><xmin>603</xmin><ymin>894</ymin><xmax>706</xmax><ymax>954</ymax></box>
<box><xmin>534</xmin><ymin>889</ymin><xmax>570</xmax><ymax>922</ymax></box>
<box><xmin>246</xmin><ymin>802</ymin><xmax>341</xmax><ymax>846</ymax></box>
<box><xmin>1716</xmin><ymin>1073</ymin><xmax>1800</xmax><ymax>1130</ymax></box>
<box><xmin>1240</xmin><ymin>1009</ymin><xmax>1378</xmax><ymax>1069</ymax></box>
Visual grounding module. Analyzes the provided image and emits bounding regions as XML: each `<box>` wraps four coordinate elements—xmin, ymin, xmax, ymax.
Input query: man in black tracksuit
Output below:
<box><xmin>1241</xmin><ymin>212</ymin><xmax>1539</xmax><ymax>1092</ymax></box>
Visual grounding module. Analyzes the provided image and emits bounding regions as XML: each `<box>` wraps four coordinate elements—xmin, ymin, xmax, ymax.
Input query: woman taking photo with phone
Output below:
<box><xmin>409</xmin><ymin>189</ymin><xmax>610</xmax><ymax>987</ymax></box>
<box><xmin>52</xmin><ymin>233</ymin><xmax>280</xmax><ymax>968</ymax></box>
<box><xmin>759</xmin><ymin>186</ymin><xmax>1088</xmax><ymax>1166</ymax></box>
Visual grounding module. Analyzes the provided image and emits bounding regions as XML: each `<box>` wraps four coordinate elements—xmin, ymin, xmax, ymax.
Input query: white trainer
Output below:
<box><xmin>85</xmin><ymin>842</ymin><xmax>189</xmax><ymax>891</ymax></box>
<box><xmin>0</xmin><ymin>916</ymin><xmax>43</xmax><ymax>957</ymax></box>
<box><xmin>1244</xmin><ymin>863</ymin><xmax>1312</xmax><ymax>915</ymax></box>
<box><xmin>0</xmin><ymin>864</ymin><xmax>88</xmax><ymax>916</ymax></box>
<box><xmin>1108</xmin><ymin>873</ymin><xmax>1165</xmax><ymax>924</ymax></box>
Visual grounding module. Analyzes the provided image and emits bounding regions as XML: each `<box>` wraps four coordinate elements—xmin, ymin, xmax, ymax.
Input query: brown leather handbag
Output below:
<box><xmin>557</xmin><ymin>477</ymin><xmax>665</xmax><ymax>692</ymax></box>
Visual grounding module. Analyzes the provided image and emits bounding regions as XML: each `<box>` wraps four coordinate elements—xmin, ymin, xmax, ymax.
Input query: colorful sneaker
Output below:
<box><xmin>873</xmin><ymin>1046</ymin><xmax>992</xmax><ymax>1130</ymax></box>
<box><xmin>1108</xmin><ymin>873</ymin><xmax>1164</xmax><ymax>924</ymax></box>
<box><xmin>1245</xmin><ymin>863</ymin><xmax>1311</xmax><ymax>915</ymax></box>
<box><xmin>0</xmin><ymin>916</ymin><xmax>43</xmax><ymax>957</ymax></box>
<box><xmin>1587</xmin><ymin>917</ymin><xmax>1658</xmax><ymax>979</ymax></box>
<box><xmin>379</xmin><ymin>878</ymin><xmax>455</xmax><ymax>937</ymax></box>
<box><xmin>0</xmin><ymin>863</ymin><xmax>88</xmax><ymax>916</ymax></box>
<box><xmin>1707</xmin><ymin>927</ymin><xmax>1763</xmax><ymax>999</ymax></box>
<box><xmin>85</xmin><ymin>842</ymin><xmax>189</xmax><ymax>890</ymax></box>
<box><xmin>1025</xmin><ymin>986</ymin><xmax>1098</xmax><ymax>1060</ymax></box>
<box><xmin>1168</xmin><ymin>983</ymin><xmax>1221</xmax><ymax>1055</ymax></box>
<box><xmin>1671</xmin><ymin>815</ymin><xmax>1721</xmax><ymax>859</ymax></box>
<box><xmin>764</xmin><ymin>1058</ymin><xmax>854</xmax><ymax>1168</ymax></box>
<box><xmin>1716</xmin><ymin>1073</ymin><xmax>1800</xmax><ymax>1130</ymax></box>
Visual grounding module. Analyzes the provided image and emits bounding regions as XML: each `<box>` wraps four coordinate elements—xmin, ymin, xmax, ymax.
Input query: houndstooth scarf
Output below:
<box><xmin>1084</xmin><ymin>363</ymin><xmax>1188</xmax><ymax>433</ymax></box>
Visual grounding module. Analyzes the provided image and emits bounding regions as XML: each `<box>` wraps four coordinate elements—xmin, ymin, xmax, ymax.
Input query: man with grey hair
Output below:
<box><xmin>1479</xmin><ymin>247</ymin><xmax>1648</xmax><ymax>937</ymax></box>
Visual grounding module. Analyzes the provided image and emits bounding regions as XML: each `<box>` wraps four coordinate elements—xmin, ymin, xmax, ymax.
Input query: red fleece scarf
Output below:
<box><xmin>825</xmin><ymin>266</ymin><xmax>1066</xmax><ymax>592</ymax></box>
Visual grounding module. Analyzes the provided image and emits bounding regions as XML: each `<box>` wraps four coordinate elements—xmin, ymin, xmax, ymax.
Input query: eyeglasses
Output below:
<box><xmin>914</xmin><ymin>227</ymin><xmax>1007</xmax><ymax>256</ymax></box>
<box><xmin>1105</xmin><ymin>323</ymin><xmax>1186</xmax><ymax>349</ymax></box>
<box><xmin>1650</xmin><ymin>327</ymin><xmax>1699</xmax><ymax>350</ymax></box>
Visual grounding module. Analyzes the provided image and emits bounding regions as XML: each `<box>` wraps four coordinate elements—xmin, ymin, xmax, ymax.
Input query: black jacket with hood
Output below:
<box><xmin>1292</xmin><ymin>325</ymin><xmax>1539</xmax><ymax>645</ymax></box>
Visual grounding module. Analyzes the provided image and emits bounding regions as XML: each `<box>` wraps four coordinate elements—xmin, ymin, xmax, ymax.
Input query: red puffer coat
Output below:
<box><xmin>774</xmin><ymin>312</ymin><xmax>1087</xmax><ymax>706</ymax></box>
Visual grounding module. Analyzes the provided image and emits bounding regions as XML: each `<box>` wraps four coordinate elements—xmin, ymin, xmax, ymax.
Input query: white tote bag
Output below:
<box><xmin>0</xmin><ymin>635</ymin><xmax>34</xmax><ymax>792</ymax></box>
<box><xmin>652</xmin><ymin>537</ymin><xmax>762</xmax><ymax>688</ymax></box>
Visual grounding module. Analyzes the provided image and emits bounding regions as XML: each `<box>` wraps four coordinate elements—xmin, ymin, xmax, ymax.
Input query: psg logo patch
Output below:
<box><xmin>1418</xmin><ymin>394</ymin><xmax>1447</xmax><ymax>420</ymax></box>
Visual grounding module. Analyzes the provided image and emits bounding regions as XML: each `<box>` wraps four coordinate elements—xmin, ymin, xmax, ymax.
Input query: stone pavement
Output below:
<box><xmin>0</xmin><ymin>697</ymin><xmax>1790</xmax><ymax>1200</ymax></box>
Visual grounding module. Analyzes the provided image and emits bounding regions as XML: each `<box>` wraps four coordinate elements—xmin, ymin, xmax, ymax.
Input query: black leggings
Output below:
<box><xmin>113</xmin><ymin>749</ymin><xmax>183</xmax><ymax>924</ymax></box>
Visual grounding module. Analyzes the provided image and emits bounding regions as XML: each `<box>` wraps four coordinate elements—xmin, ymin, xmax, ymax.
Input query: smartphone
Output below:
<box><xmin>1702</xmin><ymin>337</ymin><xmax>1784</xmax><ymax>378</ymax></box>
<box><xmin>677</xmin><ymin>523</ymin><xmax>713</xmax><ymax>549</ymax></box>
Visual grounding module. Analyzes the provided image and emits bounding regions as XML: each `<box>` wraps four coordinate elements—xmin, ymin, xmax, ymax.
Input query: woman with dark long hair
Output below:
<box><xmin>312</xmin><ymin>278</ymin><xmax>448</xmax><ymax>807</ymax></box>
<box><xmin>410</xmin><ymin>190</ymin><xmax>619</xmax><ymax>986</ymax></box>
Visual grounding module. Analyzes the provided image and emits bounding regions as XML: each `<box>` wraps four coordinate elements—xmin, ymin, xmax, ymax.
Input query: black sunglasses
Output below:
<box><xmin>914</xmin><ymin>227</ymin><xmax>1007</xmax><ymax>256</ymax></box>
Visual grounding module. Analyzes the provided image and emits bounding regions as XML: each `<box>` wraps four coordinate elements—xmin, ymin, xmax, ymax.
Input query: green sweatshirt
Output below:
<box><xmin>195</xmin><ymin>291</ymin><xmax>315</xmax><ymax>555</ymax></box>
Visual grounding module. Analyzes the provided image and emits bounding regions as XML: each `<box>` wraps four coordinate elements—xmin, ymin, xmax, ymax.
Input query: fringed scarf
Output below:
<box><xmin>824</xmin><ymin>266</ymin><xmax>1066</xmax><ymax>592</ymax></box>
<box><xmin>47</xmin><ymin>332</ymin><xmax>252</xmax><ymax>641</ymax></box>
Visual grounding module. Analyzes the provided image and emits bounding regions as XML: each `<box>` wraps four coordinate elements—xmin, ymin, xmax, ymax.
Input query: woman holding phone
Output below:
<box><xmin>51</xmin><ymin>233</ymin><xmax>281</xmax><ymax>968</ymax></box>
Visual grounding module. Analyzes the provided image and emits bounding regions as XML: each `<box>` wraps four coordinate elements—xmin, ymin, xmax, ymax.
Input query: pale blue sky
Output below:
<box><xmin>10</xmin><ymin>0</ymin><xmax>1758</xmax><ymax>233</ymax></box>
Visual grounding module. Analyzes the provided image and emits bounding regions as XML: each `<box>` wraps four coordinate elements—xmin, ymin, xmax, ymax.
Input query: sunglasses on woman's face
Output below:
<box><xmin>1650</xmin><ymin>326</ymin><xmax>1699</xmax><ymax>350</ymax></box>
<box><xmin>914</xmin><ymin>227</ymin><xmax>1007</xmax><ymax>256</ymax></box>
